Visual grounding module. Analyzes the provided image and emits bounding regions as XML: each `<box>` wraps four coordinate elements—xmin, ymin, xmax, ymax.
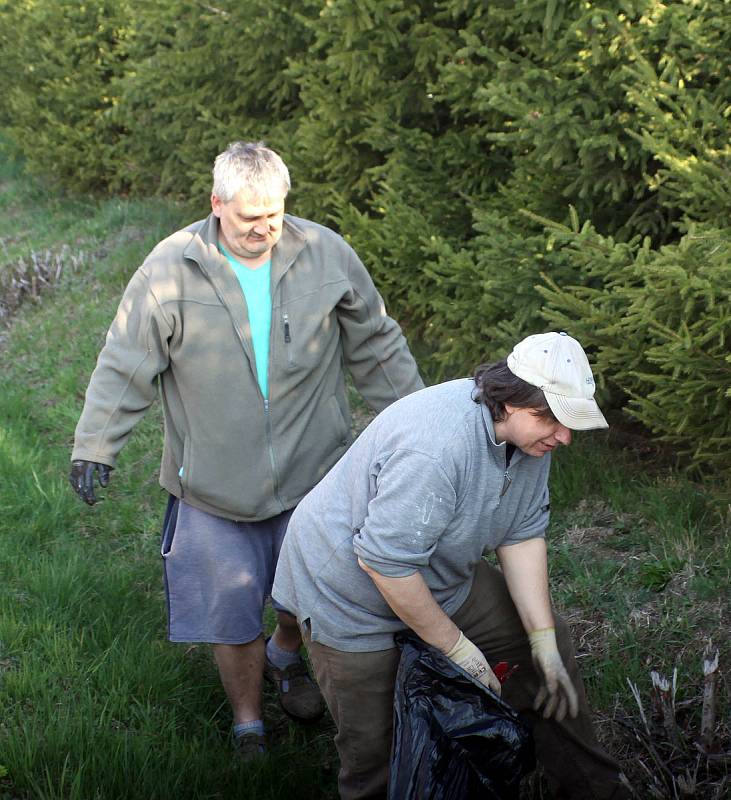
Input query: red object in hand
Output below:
<box><xmin>492</xmin><ymin>661</ymin><xmax>519</xmax><ymax>684</ymax></box>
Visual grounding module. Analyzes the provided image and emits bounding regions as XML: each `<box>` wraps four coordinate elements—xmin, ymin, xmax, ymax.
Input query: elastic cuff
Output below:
<box><xmin>528</xmin><ymin>627</ymin><xmax>557</xmax><ymax>651</ymax></box>
<box><xmin>444</xmin><ymin>630</ymin><xmax>466</xmax><ymax>659</ymax></box>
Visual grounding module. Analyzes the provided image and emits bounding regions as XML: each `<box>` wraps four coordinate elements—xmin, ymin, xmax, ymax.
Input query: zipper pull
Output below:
<box><xmin>500</xmin><ymin>471</ymin><xmax>512</xmax><ymax>497</ymax></box>
<box><xmin>283</xmin><ymin>313</ymin><xmax>291</xmax><ymax>343</ymax></box>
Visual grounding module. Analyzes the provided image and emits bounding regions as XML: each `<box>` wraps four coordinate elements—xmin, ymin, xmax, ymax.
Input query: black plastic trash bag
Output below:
<box><xmin>388</xmin><ymin>631</ymin><xmax>535</xmax><ymax>800</ymax></box>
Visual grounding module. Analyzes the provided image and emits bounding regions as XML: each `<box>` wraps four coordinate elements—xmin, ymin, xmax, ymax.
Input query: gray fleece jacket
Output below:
<box><xmin>72</xmin><ymin>213</ymin><xmax>423</xmax><ymax>520</ymax></box>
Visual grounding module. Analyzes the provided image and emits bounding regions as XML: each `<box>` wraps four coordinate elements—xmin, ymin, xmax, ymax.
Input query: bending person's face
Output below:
<box><xmin>498</xmin><ymin>405</ymin><xmax>572</xmax><ymax>458</ymax></box>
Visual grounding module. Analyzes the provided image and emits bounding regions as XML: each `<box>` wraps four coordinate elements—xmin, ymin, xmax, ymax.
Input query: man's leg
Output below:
<box><xmin>162</xmin><ymin>500</ymin><xmax>296</xmax><ymax>754</ymax></box>
<box><xmin>304</xmin><ymin>627</ymin><xmax>400</xmax><ymax>800</ymax></box>
<box><xmin>271</xmin><ymin>608</ymin><xmax>303</xmax><ymax>651</ymax></box>
<box><xmin>264</xmin><ymin>610</ymin><xmax>326</xmax><ymax>720</ymax></box>
<box><xmin>213</xmin><ymin>637</ymin><xmax>266</xmax><ymax>724</ymax></box>
<box><xmin>452</xmin><ymin>560</ymin><xmax>630</xmax><ymax>800</ymax></box>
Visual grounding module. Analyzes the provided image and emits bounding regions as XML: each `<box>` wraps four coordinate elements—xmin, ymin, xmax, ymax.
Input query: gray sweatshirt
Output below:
<box><xmin>272</xmin><ymin>378</ymin><xmax>551</xmax><ymax>651</ymax></box>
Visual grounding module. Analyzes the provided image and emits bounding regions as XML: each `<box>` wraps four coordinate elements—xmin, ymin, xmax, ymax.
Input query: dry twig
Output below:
<box><xmin>621</xmin><ymin>647</ymin><xmax>728</xmax><ymax>799</ymax></box>
<box><xmin>701</xmin><ymin>641</ymin><xmax>719</xmax><ymax>752</ymax></box>
<box><xmin>0</xmin><ymin>246</ymin><xmax>86</xmax><ymax>322</ymax></box>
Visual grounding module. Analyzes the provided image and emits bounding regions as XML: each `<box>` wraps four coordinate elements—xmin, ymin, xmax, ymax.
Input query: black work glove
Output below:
<box><xmin>69</xmin><ymin>460</ymin><xmax>113</xmax><ymax>505</ymax></box>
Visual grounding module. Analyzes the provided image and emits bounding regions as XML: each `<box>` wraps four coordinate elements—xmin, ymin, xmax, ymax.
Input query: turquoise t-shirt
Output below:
<box><xmin>220</xmin><ymin>246</ymin><xmax>272</xmax><ymax>399</ymax></box>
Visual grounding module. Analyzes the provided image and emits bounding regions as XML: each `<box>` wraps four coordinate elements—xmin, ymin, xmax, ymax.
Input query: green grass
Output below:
<box><xmin>0</xmin><ymin>165</ymin><xmax>728</xmax><ymax>799</ymax></box>
<box><xmin>0</xmin><ymin>173</ymin><xmax>337</xmax><ymax>800</ymax></box>
<box><xmin>546</xmin><ymin>442</ymin><xmax>730</xmax><ymax>795</ymax></box>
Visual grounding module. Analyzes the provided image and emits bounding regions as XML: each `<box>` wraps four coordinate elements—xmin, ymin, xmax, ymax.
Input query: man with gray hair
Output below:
<box><xmin>273</xmin><ymin>332</ymin><xmax>630</xmax><ymax>799</ymax></box>
<box><xmin>69</xmin><ymin>141</ymin><xmax>423</xmax><ymax>759</ymax></box>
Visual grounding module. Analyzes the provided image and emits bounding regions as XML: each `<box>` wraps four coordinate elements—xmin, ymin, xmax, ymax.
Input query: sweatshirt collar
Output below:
<box><xmin>477</xmin><ymin>394</ymin><xmax>526</xmax><ymax>466</ymax></box>
<box><xmin>480</xmin><ymin>401</ymin><xmax>503</xmax><ymax>449</ymax></box>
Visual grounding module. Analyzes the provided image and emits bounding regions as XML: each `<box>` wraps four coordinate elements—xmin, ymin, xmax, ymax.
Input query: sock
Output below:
<box><xmin>266</xmin><ymin>636</ymin><xmax>301</xmax><ymax>669</ymax></box>
<box><xmin>234</xmin><ymin>720</ymin><xmax>264</xmax><ymax>739</ymax></box>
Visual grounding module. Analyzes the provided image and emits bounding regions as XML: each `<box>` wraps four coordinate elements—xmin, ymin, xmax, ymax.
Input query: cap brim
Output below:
<box><xmin>544</xmin><ymin>392</ymin><xmax>609</xmax><ymax>431</ymax></box>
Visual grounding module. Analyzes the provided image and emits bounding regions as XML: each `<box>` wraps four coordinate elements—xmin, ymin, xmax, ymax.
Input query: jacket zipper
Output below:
<box><xmin>264</xmin><ymin>398</ymin><xmax>285</xmax><ymax>513</ymax></box>
<box><xmin>500</xmin><ymin>470</ymin><xmax>512</xmax><ymax>497</ymax></box>
<box><xmin>193</xmin><ymin>246</ymin><xmax>293</xmax><ymax>514</ymax></box>
<box><xmin>263</xmin><ymin>256</ymin><xmax>298</xmax><ymax>514</ymax></box>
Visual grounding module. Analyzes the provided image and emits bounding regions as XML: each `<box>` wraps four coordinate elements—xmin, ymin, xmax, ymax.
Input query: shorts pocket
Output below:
<box><xmin>180</xmin><ymin>436</ymin><xmax>192</xmax><ymax>491</ymax></box>
<box><xmin>160</xmin><ymin>496</ymin><xmax>179</xmax><ymax>558</ymax></box>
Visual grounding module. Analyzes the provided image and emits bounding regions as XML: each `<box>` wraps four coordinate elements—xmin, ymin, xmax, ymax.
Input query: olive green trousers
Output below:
<box><xmin>304</xmin><ymin>560</ymin><xmax>629</xmax><ymax>800</ymax></box>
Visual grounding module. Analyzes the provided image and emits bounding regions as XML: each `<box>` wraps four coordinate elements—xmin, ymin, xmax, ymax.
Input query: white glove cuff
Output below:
<box><xmin>528</xmin><ymin>627</ymin><xmax>558</xmax><ymax>656</ymax></box>
<box><xmin>445</xmin><ymin>631</ymin><xmax>469</xmax><ymax>660</ymax></box>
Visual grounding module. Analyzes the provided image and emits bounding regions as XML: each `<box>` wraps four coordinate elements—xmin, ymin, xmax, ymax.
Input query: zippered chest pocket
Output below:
<box><xmin>277</xmin><ymin>305</ymin><xmax>338</xmax><ymax>372</ymax></box>
<box><xmin>282</xmin><ymin>312</ymin><xmax>295</xmax><ymax>368</ymax></box>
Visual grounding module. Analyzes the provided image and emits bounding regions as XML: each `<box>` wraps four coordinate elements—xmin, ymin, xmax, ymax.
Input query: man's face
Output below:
<box><xmin>499</xmin><ymin>405</ymin><xmax>572</xmax><ymax>458</ymax></box>
<box><xmin>211</xmin><ymin>190</ymin><xmax>286</xmax><ymax>262</ymax></box>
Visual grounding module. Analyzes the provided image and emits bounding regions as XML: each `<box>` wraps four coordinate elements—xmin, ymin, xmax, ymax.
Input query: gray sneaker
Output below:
<box><xmin>233</xmin><ymin>731</ymin><xmax>266</xmax><ymax>762</ymax></box>
<box><xmin>264</xmin><ymin>658</ymin><xmax>326</xmax><ymax>722</ymax></box>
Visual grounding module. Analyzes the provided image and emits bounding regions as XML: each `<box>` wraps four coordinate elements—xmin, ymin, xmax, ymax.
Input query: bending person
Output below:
<box><xmin>273</xmin><ymin>331</ymin><xmax>629</xmax><ymax>799</ymax></box>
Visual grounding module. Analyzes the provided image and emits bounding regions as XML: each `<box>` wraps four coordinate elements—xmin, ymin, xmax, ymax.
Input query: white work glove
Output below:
<box><xmin>528</xmin><ymin>627</ymin><xmax>579</xmax><ymax>722</ymax></box>
<box><xmin>444</xmin><ymin>632</ymin><xmax>501</xmax><ymax>695</ymax></box>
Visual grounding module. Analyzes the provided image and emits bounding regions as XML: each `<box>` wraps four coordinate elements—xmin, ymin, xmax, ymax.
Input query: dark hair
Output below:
<box><xmin>473</xmin><ymin>359</ymin><xmax>557</xmax><ymax>423</ymax></box>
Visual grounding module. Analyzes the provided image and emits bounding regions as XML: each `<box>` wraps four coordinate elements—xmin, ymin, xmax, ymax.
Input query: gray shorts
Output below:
<box><xmin>161</xmin><ymin>496</ymin><xmax>293</xmax><ymax>644</ymax></box>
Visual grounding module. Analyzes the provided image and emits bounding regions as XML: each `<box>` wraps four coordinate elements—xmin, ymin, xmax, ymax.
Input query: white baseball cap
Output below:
<box><xmin>506</xmin><ymin>331</ymin><xmax>608</xmax><ymax>430</ymax></box>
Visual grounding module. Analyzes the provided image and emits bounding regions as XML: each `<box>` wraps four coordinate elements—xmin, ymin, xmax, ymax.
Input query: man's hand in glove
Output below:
<box><xmin>445</xmin><ymin>631</ymin><xmax>502</xmax><ymax>695</ymax></box>
<box><xmin>528</xmin><ymin>627</ymin><xmax>578</xmax><ymax>721</ymax></box>
<box><xmin>69</xmin><ymin>460</ymin><xmax>113</xmax><ymax>506</ymax></box>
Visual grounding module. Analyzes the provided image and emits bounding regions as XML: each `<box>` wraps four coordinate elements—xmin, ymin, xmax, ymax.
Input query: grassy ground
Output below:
<box><xmin>0</xmin><ymin>162</ymin><xmax>728</xmax><ymax>799</ymax></box>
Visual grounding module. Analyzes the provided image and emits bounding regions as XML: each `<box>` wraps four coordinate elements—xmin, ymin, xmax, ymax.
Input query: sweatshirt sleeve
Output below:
<box><xmin>499</xmin><ymin>457</ymin><xmax>551</xmax><ymax>546</ymax></box>
<box><xmin>337</xmin><ymin>247</ymin><xmax>424</xmax><ymax>412</ymax></box>
<box><xmin>71</xmin><ymin>268</ymin><xmax>173</xmax><ymax>467</ymax></box>
<box><xmin>353</xmin><ymin>449</ymin><xmax>457</xmax><ymax>577</ymax></box>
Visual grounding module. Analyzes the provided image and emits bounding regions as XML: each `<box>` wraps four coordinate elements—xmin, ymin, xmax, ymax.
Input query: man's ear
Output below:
<box><xmin>211</xmin><ymin>193</ymin><xmax>222</xmax><ymax>217</ymax></box>
<box><xmin>503</xmin><ymin>403</ymin><xmax>518</xmax><ymax>417</ymax></box>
